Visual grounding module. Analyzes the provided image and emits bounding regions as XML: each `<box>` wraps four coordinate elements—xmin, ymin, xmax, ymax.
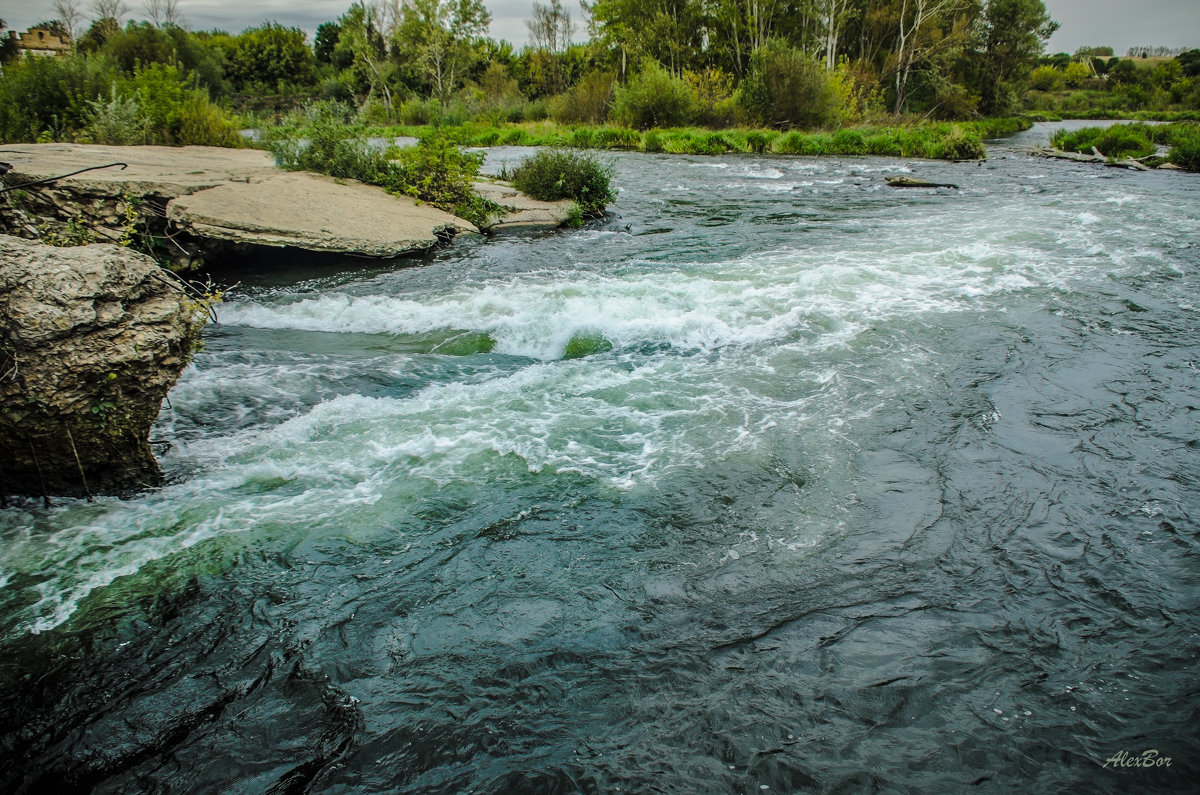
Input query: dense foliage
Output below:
<box><xmin>509</xmin><ymin>149</ymin><xmax>616</xmax><ymax>216</ymax></box>
<box><xmin>1049</xmin><ymin>122</ymin><xmax>1200</xmax><ymax>169</ymax></box>
<box><xmin>2</xmin><ymin>0</ymin><xmax>1196</xmax><ymax>158</ymax></box>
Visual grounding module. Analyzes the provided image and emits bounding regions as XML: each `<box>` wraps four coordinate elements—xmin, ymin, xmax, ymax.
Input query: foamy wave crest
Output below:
<box><xmin>225</xmin><ymin>231</ymin><xmax>1091</xmax><ymax>361</ymax></box>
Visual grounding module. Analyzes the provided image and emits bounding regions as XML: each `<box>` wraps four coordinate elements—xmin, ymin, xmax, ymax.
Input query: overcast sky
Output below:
<box><xmin>2</xmin><ymin>0</ymin><xmax>1197</xmax><ymax>56</ymax></box>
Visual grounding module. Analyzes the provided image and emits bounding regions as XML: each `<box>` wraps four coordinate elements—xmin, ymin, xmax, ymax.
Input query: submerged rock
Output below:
<box><xmin>0</xmin><ymin>236</ymin><xmax>193</xmax><ymax>499</ymax></box>
<box><xmin>885</xmin><ymin>176</ymin><xmax>960</xmax><ymax>189</ymax></box>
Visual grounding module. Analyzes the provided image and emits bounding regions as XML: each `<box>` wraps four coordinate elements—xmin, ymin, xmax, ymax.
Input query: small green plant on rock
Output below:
<box><xmin>510</xmin><ymin>149</ymin><xmax>616</xmax><ymax>217</ymax></box>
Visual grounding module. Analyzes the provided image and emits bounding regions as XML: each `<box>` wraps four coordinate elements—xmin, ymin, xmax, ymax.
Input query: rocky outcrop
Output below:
<box><xmin>168</xmin><ymin>171</ymin><xmax>475</xmax><ymax>256</ymax></box>
<box><xmin>473</xmin><ymin>179</ymin><xmax>576</xmax><ymax>232</ymax></box>
<box><xmin>0</xmin><ymin>236</ymin><xmax>194</xmax><ymax>500</ymax></box>
<box><xmin>0</xmin><ymin>144</ymin><xmax>474</xmax><ymax>269</ymax></box>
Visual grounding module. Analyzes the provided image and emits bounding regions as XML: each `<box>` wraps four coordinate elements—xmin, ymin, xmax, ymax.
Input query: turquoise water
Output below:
<box><xmin>1</xmin><ymin>128</ymin><xmax>1198</xmax><ymax>792</ymax></box>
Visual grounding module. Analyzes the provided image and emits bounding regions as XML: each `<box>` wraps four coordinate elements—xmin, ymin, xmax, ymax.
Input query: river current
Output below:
<box><xmin>1</xmin><ymin>124</ymin><xmax>1197</xmax><ymax>792</ymax></box>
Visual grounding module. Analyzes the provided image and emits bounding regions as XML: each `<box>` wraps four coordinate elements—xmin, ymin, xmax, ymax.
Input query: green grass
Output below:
<box><xmin>366</xmin><ymin>118</ymin><xmax>1033</xmax><ymax>161</ymax></box>
<box><xmin>1047</xmin><ymin>121</ymin><xmax>1200</xmax><ymax>168</ymax></box>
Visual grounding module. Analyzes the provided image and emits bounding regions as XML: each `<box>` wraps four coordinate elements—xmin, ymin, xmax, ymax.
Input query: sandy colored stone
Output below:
<box><xmin>474</xmin><ymin>179</ymin><xmax>575</xmax><ymax>231</ymax></box>
<box><xmin>169</xmin><ymin>172</ymin><xmax>476</xmax><ymax>256</ymax></box>
<box><xmin>0</xmin><ymin>236</ymin><xmax>192</xmax><ymax>498</ymax></box>
<box><xmin>0</xmin><ymin>143</ymin><xmax>476</xmax><ymax>259</ymax></box>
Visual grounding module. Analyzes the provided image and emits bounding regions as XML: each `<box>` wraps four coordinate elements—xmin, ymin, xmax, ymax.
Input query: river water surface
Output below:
<box><xmin>1</xmin><ymin>125</ymin><xmax>1198</xmax><ymax>792</ymax></box>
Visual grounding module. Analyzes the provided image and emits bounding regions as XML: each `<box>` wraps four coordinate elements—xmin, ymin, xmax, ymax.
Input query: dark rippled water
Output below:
<box><xmin>1</xmin><ymin>125</ymin><xmax>1198</xmax><ymax>793</ymax></box>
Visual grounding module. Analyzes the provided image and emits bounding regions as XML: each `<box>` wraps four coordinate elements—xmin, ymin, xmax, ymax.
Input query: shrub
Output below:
<box><xmin>611</xmin><ymin>62</ymin><xmax>696</xmax><ymax>129</ymax></box>
<box><xmin>264</xmin><ymin>101</ymin><xmax>384</xmax><ymax>178</ymax></box>
<box><xmin>549</xmin><ymin>71</ymin><xmax>616</xmax><ymax>124</ymax></box>
<box><xmin>1063</xmin><ymin>61</ymin><xmax>1092</xmax><ymax>88</ymax></box>
<box><xmin>831</xmin><ymin>129</ymin><xmax>867</xmax><ymax>155</ymax></box>
<box><xmin>1030</xmin><ymin>66</ymin><xmax>1064</xmax><ymax>91</ymax></box>
<box><xmin>739</xmin><ymin>41</ymin><xmax>842</xmax><ymax>129</ymax></box>
<box><xmin>1166</xmin><ymin>124</ymin><xmax>1200</xmax><ymax>169</ymax></box>
<box><xmin>1051</xmin><ymin>123</ymin><xmax>1155</xmax><ymax>159</ymax></box>
<box><xmin>592</xmin><ymin>127</ymin><xmax>641</xmax><ymax>149</ymax></box>
<box><xmin>382</xmin><ymin>133</ymin><xmax>500</xmax><ymax>227</ymax></box>
<box><xmin>510</xmin><ymin>148</ymin><xmax>616</xmax><ymax>216</ymax></box>
<box><xmin>685</xmin><ymin>67</ymin><xmax>740</xmax><ymax>127</ymax></box>
<box><xmin>744</xmin><ymin>130</ymin><xmax>774</xmax><ymax>153</ymax></box>
<box><xmin>0</xmin><ymin>52</ymin><xmax>113</xmax><ymax>141</ymax></box>
<box><xmin>85</xmin><ymin>88</ymin><xmax>148</xmax><ymax>145</ymax></box>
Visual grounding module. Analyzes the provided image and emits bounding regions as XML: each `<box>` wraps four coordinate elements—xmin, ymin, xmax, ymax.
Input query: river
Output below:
<box><xmin>1</xmin><ymin>124</ymin><xmax>1197</xmax><ymax>793</ymax></box>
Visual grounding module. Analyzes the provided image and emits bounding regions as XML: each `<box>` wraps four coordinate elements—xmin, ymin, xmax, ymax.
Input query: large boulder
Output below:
<box><xmin>0</xmin><ymin>236</ymin><xmax>193</xmax><ymax>499</ymax></box>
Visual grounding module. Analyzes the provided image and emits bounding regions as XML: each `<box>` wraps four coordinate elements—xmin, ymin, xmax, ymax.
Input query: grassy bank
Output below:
<box><xmin>366</xmin><ymin>118</ymin><xmax>1032</xmax><ymax>161</ymax></box>
<box><xmin>1049</xmin><ymin>121</ymin><xmax>1200</xmax><ymax>169</ymax></box>
<box><xmin>1024</xmin><ymin>108</ymin><xmax>1200</xmax><ymax>123</ymax></box>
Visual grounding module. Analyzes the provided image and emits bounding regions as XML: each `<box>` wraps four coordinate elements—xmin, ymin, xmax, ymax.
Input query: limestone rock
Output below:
<box><xmin>168</xmin><ymin>172</ymin><xmax>476</xmax><ymax>256</ymax></box>
<box><xmin>0</xmin><ymin>236</ymin><xmax>193</xmax><ymax>499</ymax></box>
<box><xmin>473</xmin><ymin>179</ymin><xmax>576</xmax><ymax>231</ymax></box>
<box><xmin>0</xmin><ymin>144</ymin><xmax>475</xmax><ymax>267</ymax></box>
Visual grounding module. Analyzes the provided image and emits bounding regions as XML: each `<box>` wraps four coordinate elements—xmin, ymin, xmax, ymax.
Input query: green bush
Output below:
<box><xmin>549</xmin><ymin>71</ymin><xmax>615</xmax><ymax>124</ymax></box>
<box><xmin>0</xmin><ymin>52</ymin><xmax>113</xmax><ymax>141</ymax></box>
<box><xmin>1051</xmin><ymin>123</ymin><xmax>1156</xmax><ymax>159</ymax></box>
<box><xmin>1166</xmin><ymin>126</ymin><xmax>1200</xmax><ymax>169</ymax></box>
<box><xmin>744</xmin><ymin>130</ymin><xmax>774</xmax><ymax>153</ymax></box>
<box><xmin>383</xmin><ymin>133</ymin><xmax>499</xmax><ymax>227</ymax></box>
<box><xmin>611</xmin><ymin>63</ymin><xmax>696</xmax><ymax>129</ymax></box>
<box><xmin>592</xmin><ymin>126</ymin><xmax>641</xmax><ymax>149</ymax></box>
<box><xmin>510</xmin><ymin>148</ymin><xmax>616</xmax><ymax>216</ymax></box>
<box><xmin>1030</xmin><ymin>65</ymin><xmax>1064</xmax><ymax>91</ymax></box>
<box><xmin>865</xmin><ymin>133</ymin><xmax>899</xmax><ymax>155</ymax></box>
<box><xmin>85</xmin><ymin>88</ymin><xmax>147</xmax><ymax>145</ymax></box>
<box><xmin>739</xmin><ymin>41</ymin><xmax>842</xmax><ymax>129</ymax></box>
<box><xmin>641</xmin><ymin>128</ymin><xmax>664</xmax><ymax>153</ymax></box>
<box><xmin>264</xmin><ymin>101</ymin><xmax>384</xmax><ymax>177</ymax></box>
<box><xmin>831</xmin><ymin>129</ymin><xmax>867</xmax><ymax>154</ymax></box>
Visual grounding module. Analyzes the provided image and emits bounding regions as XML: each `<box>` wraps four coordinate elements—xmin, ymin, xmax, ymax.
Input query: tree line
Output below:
<box><xmin>2</xmin><ymin>0</ymin><xmax>1178</xmax><ymax>145</ymax></box>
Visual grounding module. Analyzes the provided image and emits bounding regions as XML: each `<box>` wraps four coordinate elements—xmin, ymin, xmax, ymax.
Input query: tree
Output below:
<box><xmin>314</xmin><ymin>21</ymin><xmax>342</xmax><ymax>65</ymax></box>
<box><xmin>817</xmin><ymin>0</ymin><xmax>852</xmax><ymax>71</ymax></box>
<box><xmin>526</xmin><ymin>0</ymin><xmax>575</xmax><ymax>94</ymax></box>
<box><xmin>223</xmin><ymin>22</ymin><xmax>316</xmax><ymax>92</ymax></box>
<box><xmin>143</xmin><ymin>0</ymin><xmax>183</xmax><ymax>28</ymax></box>
<box><xmin>51</xmin><ymin>0</ymin><xmax>84</xmax><ymax>41</ymax></box>
<box><xmin>91</xmin><ymin>0</ymin><xmax>130</xmax><ymax>25</ymax></box>
<box><xmin>584</xmin><ymin>0</ymin><xmax>705</xmax><ymax>77</ymax></box>
<box><xmin>338</xmin><ymin>2</ymin><xmax>396</xmax><ymax>110</ymax></box>
<box><xmin>393</xmin><ymin>0</ymin><xmax>492</xmax><ymax>101</ymax></box>
<box><xmin>974</xmin><ymin>0</ymin><xmax>1057</xmax><ymax>115</ymax></box>
<box><xmin>527</xmin><ymin>0</ymin><xmax>574</xmax><ymax>54</ymax></box>
<box><xmin>0</xmin><ymin>19</ymin><xmax>19</xmax><ymax>64</ymax></box>
<box><xmin>892</xmin><ymin>0</ymin><xmax>967</xmax><ymax>114</ymax></box>
<box><xmin>704</xmin><ymin>0</ymin><xmax>804</xmax><ymax>78</ymax></box>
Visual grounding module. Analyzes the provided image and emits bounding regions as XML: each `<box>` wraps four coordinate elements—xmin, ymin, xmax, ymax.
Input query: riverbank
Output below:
<box><xmin>367</xmin><ymin>118</ymin><xmax>1032</xmax><ymax>161</ymax></box>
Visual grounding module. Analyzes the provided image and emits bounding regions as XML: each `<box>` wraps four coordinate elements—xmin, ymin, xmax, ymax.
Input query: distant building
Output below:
<box><xmin>10</xmin><ymin>26</ymin><xmax>72</xmax><ymax>57</ymax></box>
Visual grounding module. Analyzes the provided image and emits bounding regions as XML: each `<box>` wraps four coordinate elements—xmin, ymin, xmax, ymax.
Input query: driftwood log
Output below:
<box><xmin>885</xmin><ymin>176</ymin><xmax>960</xmax><ymax>189</ymax></box>
<box><xmin>1029</xmin><ymin>146</ymin><xmax>1105</xmax><ymax>163</ymax></box>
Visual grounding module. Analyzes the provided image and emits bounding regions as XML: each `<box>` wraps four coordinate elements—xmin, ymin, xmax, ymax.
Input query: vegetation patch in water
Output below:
<box><xmin>563</xmin><ymin>333</ymin><xmax>614</xmax><ymax>359</ymax></box>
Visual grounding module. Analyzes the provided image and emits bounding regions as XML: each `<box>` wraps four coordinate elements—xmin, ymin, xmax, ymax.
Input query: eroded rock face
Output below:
<box><xmin>0</xmin><ymin>236</ymin><xmax>192</xmax><ymax>499</ymax></box>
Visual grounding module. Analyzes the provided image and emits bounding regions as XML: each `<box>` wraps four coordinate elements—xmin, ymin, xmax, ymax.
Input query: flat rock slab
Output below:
<box><xmin>0</xmin><ymin>143</ymin><xmax>280</xmax><ymax>196</ymax></box>
<box><xmin>0</xmin><ymin>143</ymin><xmax>475</xmax><ymax>259</ymax></box>
<box><xmin>474</xmin><ymin>179</ymin><xmax>574</xmax><ymax>231</ymax></box>
<box><xmin>170</xmin><ymin>172</ymin><xmax>476</xmax><ymax>257</ymax></box>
